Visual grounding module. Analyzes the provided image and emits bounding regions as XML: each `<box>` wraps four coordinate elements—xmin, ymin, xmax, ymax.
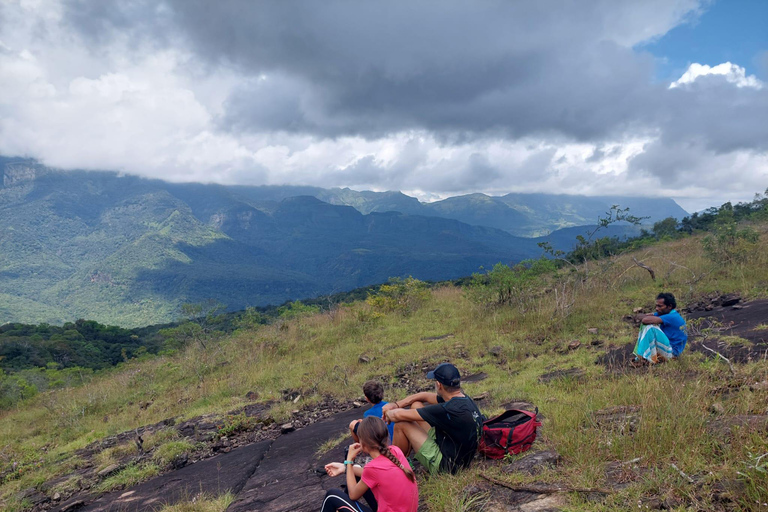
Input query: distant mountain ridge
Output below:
<box><xmin>0</xmin><ymin>158</ymin><xmax>687</xmax><ymax>326</ymax></box>
<box><xmin>214</xmin><ymin>184</ymin><xmax>687</xmax><ymax>237</ymax></box>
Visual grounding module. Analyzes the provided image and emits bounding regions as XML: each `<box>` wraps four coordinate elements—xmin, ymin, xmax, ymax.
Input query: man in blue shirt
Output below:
<box><xmin>633</xmin><ymin>292</ymin><xmax>687</xmax><ymax>364</ymax></box>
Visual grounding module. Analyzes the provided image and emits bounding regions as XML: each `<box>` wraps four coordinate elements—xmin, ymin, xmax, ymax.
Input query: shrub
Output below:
<box><xmin>701</xmin><ymin>209</ymin><xmax>759</xmax><ymax>264</ymax></box>
<box><xmin>277</xmin><ymin>301</ymin><xmax>321</xmax><ymax>320</ymax></box>
<box><xmin>365</xmin><ymin>277</ymin><xmax>430</xmax><ymax>315</ymax></box>
<box><xmin>467</xmin><ymin>258</ymin><xmax>556</xmax><ymax>310</ymax></box>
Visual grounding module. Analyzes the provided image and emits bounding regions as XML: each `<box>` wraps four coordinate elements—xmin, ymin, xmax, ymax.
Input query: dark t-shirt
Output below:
<box><xmin>417</xmin><ymin>395</ymin><xmax>483</xmax><ymax>473</ymax></box>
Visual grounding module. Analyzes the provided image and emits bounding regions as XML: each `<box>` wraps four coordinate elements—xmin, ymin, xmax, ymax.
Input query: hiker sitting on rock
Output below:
<box><xmin>349</xmin><ymin>380</ymin><xmax>394</xmax><ymax>443</ymax></box>
<box><xmin>382</xmin><ymin>363</ymin><xmax>483</xmax><ymax>474</ymax></box>
<box><xmin>323</xmin><ymin>416</ymin><xmax>419</xmax><ymax>512</ymax></box>
<box><xmin>632</xmin><ymin>292</ymin><xmax>688</xmax><ymax>366</ymax></box>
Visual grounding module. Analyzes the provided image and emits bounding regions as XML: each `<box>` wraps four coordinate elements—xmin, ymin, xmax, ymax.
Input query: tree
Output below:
<box><xmin>160</xmin><ymin>300</ymin><xmax>226</xmax><ymax>350</ymax></box>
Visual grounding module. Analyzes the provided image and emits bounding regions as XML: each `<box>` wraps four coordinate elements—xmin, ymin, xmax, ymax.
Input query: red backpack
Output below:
<box><xmin>478</xmin><ymin>408</ymin><xmax>541</xmax><ymax>459</ymax></box>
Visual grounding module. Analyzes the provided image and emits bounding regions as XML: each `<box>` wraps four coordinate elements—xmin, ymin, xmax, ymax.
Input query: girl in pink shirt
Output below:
<box><xmin>323</xmin><ymin>416</ymin><xmax>419</xmax><ymax>512</ymax></box>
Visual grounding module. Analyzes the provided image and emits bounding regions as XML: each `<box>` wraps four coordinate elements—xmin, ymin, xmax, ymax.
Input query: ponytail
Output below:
<box><xmin>357</xmin><ymin>416</ymin><xmax>416</xmax><ymax>483</ymax></box>
<box><xmin>380</xmin><ymin>445</ymin><xmax>416</xmax><ymax>483</ymax></box>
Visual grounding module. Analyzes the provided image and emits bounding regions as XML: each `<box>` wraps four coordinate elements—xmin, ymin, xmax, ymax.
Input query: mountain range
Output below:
<box><xmin>0</xmin><ymin>157</ymin><xmax>687</xmax><ymax>326</ymax></box>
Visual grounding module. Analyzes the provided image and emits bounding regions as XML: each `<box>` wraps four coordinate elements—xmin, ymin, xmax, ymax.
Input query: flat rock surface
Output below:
<box><xmin>227</xmin><ymin>407</ymin><xmax>369</xmax><ymax>512</ymax></box>
<box><xmin>53</xmin><ymin>441</ymin><xmax>272</xmax><ymax>512</ymax></box>
<box><xmin>464</xmin><ymin>482</ymin><xmax>566</xmax><ymax>511</ymax></box>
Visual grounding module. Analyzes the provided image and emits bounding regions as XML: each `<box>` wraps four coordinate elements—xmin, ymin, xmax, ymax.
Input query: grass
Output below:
<box><xmin>153</xmin><ymin>440</ymin><xmax>196</xmax><ymax>467</ymax></box>
<box><xmin>154</xmin><ymin>492</ymin><xmax>234</xmax><ymax>512</ymax></box>
<box><xmin>96</xmin><ymin>462</ymin><xmax>160</xmax><ymax>492</ymax></box>
<box><xmin>1</xmin><ymin>230</ymin><xmax>768</xmax><ymax>510</ymax></box>
<box><xmin>316</xmin><ymin>431</ymin><xmax>351</xmax><ymax>456</ymax></box>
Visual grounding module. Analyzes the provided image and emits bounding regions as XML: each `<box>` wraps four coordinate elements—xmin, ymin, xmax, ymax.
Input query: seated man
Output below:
<box><xmin>633</xmin><ymin>292</ymin><xmax>687</xmax><ymax>365</ymax></box>
<box><xmin>349</xmin><ymin>380</ymin><xmax>394</xmax><ymax>442</ymax></box>
<box><xmin>382</xmin><ymin>363</ymin><xmax>483</xmax><ymax>474</ymax></box>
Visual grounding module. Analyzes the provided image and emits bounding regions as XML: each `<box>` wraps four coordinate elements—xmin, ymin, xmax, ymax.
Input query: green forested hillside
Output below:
<box><xmin>0</xmin><ymin>161</ymin><xmax>538</xmax><ymax>326</ymax></box>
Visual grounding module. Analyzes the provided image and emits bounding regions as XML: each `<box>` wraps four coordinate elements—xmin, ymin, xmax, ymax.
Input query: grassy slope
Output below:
<box><xmin>1</xmin><ymin>231</ymin><xmax>768</xmax><ymax>511</ymax></box>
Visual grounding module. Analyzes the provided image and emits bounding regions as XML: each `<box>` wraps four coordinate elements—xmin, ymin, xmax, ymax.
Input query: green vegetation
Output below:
<box><xmin>96</xmin><ymin>462</ymin><xmax>160</xmax><ymax>492</ymax></box>
<box><xmin>153</xmin><ymin>440</ymin><xmax>196</xmax><ymax>467</ymax></box>
<box><xmin>155</xmin><ymin>492</ymin><xmax>234</xmax><ymax>512</ymax></box>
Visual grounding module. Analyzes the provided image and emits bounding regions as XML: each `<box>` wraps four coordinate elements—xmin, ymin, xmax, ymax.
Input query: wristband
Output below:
<box><xmin>344</xmin><ymin>460</ymin><xmax>354</xmax><ymax>465</ymax></box>
<box><xmin>395</xmin><ymin>401</ymin><xmax>399</xmax><ymax>408</ymax></box>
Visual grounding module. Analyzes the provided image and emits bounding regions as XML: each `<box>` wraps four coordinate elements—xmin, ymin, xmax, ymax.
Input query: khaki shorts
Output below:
<box><xmin>415</xmin><ymin>428</ymin><xmax>443</xmax><ymax>474</ymax></box>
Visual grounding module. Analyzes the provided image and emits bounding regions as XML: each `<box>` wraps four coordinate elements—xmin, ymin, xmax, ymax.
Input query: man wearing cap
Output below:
<box><xmin>382</xmin><ymin>363</ymin><xmax>483</xmax><ymax>474</ymax></box>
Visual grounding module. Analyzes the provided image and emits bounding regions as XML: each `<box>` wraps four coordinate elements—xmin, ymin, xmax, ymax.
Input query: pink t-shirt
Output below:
<box><xmin>360</xmin><ymin>445</ymin><xmax>419</xmax><ymax>512</ymax></box>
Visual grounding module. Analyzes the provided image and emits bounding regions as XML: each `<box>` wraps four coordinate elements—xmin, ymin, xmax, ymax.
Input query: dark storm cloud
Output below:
<box><xmin>57</xmin><ymin>0</ymin><xmax>767</xmax><ymax>180</ymax></box>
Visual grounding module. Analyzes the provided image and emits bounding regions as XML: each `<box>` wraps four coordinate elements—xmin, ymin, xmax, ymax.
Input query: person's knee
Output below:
<box><xmin>349</xmin><ymin>419</ymin><xmax>359</xmax><ymax>432</ymax></box>
<box><xmin>410</xmin><ymin>400</ymin><xmax>425</xmax><ymax>409</ymax></box>
<box><xmin>325</xmin><ymin>488</ymin><xmax>344</xmax><ymax>498</ymax></box>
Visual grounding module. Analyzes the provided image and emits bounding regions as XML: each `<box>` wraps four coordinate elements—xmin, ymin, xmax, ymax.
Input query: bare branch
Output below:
<box><xmin>631</xmin><ymin>257</ymin><xmax>655</xmax><ymax>281</ymax></box>
<box><xmin>479</xmin><ymin>472</ymin><xmax>612</xmax><ymax>495</ymax></box>
<box><xmin>669</xmin><ymin>463</ymin><xmax>695</xmax><ymax>484</ymax></box>
<box><xmin>700</xmin><ymin>343</ymin><xmax>736</xmax><ymax>374</ymax></box>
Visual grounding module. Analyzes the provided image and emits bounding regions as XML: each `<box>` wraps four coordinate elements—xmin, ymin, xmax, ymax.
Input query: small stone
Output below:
<box><xmin>358</xmin><ymin>355</ymin><xmax>372</xmax><ymax>363</ymax></box>
<box><xmin>568</xmin><ymin>340</ymin><xmax>581</xmax><ymax>350</ymax></box>
<box><xmin>633</xmin><ymin>307</ymin><xmax>644</xmax><ymax>313</ymax></box>
<box><xmin>709</xmin><ymin>402</ymin><xmax>725</xmax><ymax>415</ymax></box>
<box><xmin>280</xmin><ymin>422</ymin><xmax>295</xmax><ymax>433</ymax></box>
<box><xmin>97</xmin><ymin>463</ymin><xmax>121</xmax><ymax>477</ymax></box>
<box><xmin>291</xmin><ymin>409</ymin><xmax>300</xmax><ymax>414</ymax></box>
<box><xmin>245</xmin><ymin>391</ymin><xmax>259</xmax><ymax>401</ymax></box>
<box><xmin>53</xmin><ymin>493</ymin><xmax>61</xmax><ymax>501</ymax></box>
<box><xmin>472</xmin><ymin>391</ymin><xmax>490</xmax><ymax>401</ymax></box>
<box><xmin>292</xmin><ymin>394</ymin><xmax>302</xmax><ymax>403</ymax></box>
<box><xmin>60</xmin><ymin>500</ymin><xmax>86</xmax><ymax>512</ymax></box>
<box><xmin>489</xmin><ymin>346</ymin><xmax>503</xmax><ymax>357</ymax></box>
<box><xmin>353</xmin><ymin>401</ymin><xmax>364</xmax><ymax>407</ymax></box>
<box><xmin>587</xmin><ymin>328</ymin><xmax>599</xmax><ymax>335</ymax></box>
<box><xmin>732</xmin><ymin>304</ymin><xmax>744</xmax><ymax>310</ymax></box>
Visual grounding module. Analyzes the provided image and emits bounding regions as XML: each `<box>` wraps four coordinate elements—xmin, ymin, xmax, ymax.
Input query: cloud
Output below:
<box><xmin>0</xmin><ymin>0</ymin><xmax>765</xmax><ymax>213</ymax></box>
<box><xmin>670</xmin><ymin>62</ymin><xmax>764</xmax><ymax>89</ymax></box>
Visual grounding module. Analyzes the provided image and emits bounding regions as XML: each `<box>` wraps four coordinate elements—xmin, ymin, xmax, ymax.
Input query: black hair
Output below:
<box><xmin>656</xmin><ymin>292</ymin><xmax>677</xmax><ymax>309</ymax></box>
<box><xmin>363</xmin><ymin>380</ymin><xmax>384</xmax><ymax>404</ymax></box>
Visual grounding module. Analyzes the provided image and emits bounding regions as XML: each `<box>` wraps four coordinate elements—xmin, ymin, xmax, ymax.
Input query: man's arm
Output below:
<box><xmin>385</xmin><ymin>407</ymin><xmax>424</xmax><ymax>423</ymax></box>
<box><xmin>641</xmin><ymin>315</ymin><xmax>663</xmax><ymax>325</ymax></box>
<box><xmin>384</xmin><ymin>391</ymin><xmax>438</xmax><ymax>411</ymax></box>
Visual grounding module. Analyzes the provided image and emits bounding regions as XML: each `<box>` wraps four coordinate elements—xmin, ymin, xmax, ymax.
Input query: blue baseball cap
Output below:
<box><xmin>426</xmin><ymin>363</ymin><xmax>461</xmax><ymax>387</ymax></box>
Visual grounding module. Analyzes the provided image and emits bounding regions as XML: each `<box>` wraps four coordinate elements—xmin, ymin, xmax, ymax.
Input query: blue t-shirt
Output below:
<box><xmin>655</xmin><ymin>309</ymin><xmax>687</xmax><ymax>356</ymax></box>
<box><xmin>364</xmin><ymin>401</ymin><xmax>395</xmax><ymax>440</ymax></box>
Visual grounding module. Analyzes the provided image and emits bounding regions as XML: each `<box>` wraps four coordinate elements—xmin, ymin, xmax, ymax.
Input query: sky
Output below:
<box><xmin>0</xmin><ymin>1</ymin><xmax>766</xmax><ymax>213</ymax></box>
